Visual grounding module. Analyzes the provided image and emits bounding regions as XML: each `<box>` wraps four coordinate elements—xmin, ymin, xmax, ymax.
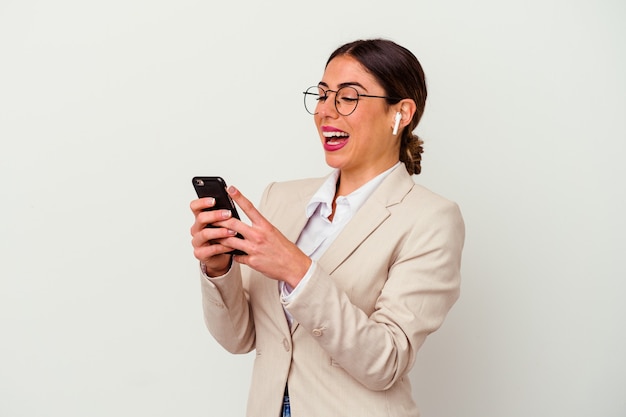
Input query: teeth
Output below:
<box><xmin>323</xmin><ymin>131</ymin><xmax>349</xmax><ymax>138</ymax></box>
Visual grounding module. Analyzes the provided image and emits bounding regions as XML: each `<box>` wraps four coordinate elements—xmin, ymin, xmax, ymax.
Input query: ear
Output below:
<box><xmin>394</xmin><ymin>98</ymin><xmax>417</xmax><ymax>130</ymax></box>
<box><xmin>391</xmin><ymin>98</ymin><xmax>417</xmax><ymax>136</ymax></box>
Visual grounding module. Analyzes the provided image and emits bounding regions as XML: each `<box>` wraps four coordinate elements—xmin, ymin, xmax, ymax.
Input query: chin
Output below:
<box><xmin>324</xmin><ymin>155</ymin><xmax>344</xmax><ymax>170</ymax></box>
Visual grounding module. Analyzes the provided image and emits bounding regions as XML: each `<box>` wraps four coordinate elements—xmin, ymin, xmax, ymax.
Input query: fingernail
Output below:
<box><xmin>207</xmin><ymin>197</ymin><xmax>216</xmax><ymax>205</ymax></box>
<box><xmin>227</xmin><ymin>185</ymin><xmax>236</xmax><ymax>195</ymax></box>
<box><xmin>222</xmin><ymin>210</ymin><xmax>231</xmax><ymax>218</ymax></box>
<box><xmin>227</xmin><ymin>229</ymin><xmax>237</xmax><ymax>236</ymax></box>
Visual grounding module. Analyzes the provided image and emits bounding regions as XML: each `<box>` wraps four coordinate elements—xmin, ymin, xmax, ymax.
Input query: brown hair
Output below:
<box><xmin>327</xmin><ymin>39</ymin><xmax>427</xmax><ymax>175</ymax></box>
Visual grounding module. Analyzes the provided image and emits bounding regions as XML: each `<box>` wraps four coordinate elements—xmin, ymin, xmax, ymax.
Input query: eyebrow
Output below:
<box><xmin>318</xmin><ymin>81</ymin><xmax>368</xmax><ymax>91</ymax></box>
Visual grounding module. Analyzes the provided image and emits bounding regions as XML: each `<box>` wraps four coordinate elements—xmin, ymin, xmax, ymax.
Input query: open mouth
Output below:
<box><xmin>323</xmin><ymin>130</ymin><xmax>349</xmax><ymax>145</ymax></box>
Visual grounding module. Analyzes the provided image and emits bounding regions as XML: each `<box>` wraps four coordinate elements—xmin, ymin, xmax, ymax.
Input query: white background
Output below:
<box><xmin>1</xmin><ymin>1</ymin><xmax>624</xmax><ymax>416</ymax></box>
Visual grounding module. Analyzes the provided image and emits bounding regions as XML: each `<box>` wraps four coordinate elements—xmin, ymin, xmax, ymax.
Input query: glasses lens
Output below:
<box><xmin>335</xmin><ymin>87</ymin><xmax>359</xmax><ymax>116</ymax></box>
<box><xmin>304</xmin><ymin>86</ymin><xmax>322</xmax><ymax>115</ymax></box>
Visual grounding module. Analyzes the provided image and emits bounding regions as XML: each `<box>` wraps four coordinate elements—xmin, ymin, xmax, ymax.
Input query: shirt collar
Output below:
<box><xmin>306</xmin><ymin>170</ymin><xmax>339</xmax><ymax>218</ymax></box>
<box><xmin>304</xmin><ymin>162</ymin><xmax>401</xmax><ymax>219</ymax></box>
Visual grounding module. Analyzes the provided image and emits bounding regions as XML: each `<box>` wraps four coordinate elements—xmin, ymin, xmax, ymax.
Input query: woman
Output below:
<box><xmin>190</xmin><ymin>38</ymin><xmax>464</xmax><ymax>417</ymax></box>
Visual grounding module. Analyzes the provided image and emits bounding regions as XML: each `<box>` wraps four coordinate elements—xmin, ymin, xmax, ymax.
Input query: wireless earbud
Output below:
<box><xmin>392</xmin><ymin>112</ymin><xmax>402</xmax><ymax>135</ymax></box>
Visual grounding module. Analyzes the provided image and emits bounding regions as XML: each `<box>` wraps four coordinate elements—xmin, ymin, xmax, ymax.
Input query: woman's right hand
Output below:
<box><xmin>190</xmin><ymin>197</ymin><xmax>238</xmax><ymax>277</ymax></box>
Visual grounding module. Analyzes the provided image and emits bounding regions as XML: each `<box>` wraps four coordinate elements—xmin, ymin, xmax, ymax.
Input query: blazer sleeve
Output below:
<box><xmin>281</xmin><ymin>197</ymin><xmax>465</xmax><ymax>391</ymax></box>
<box><xmin>199</xmin><ymin>182</ymin><xmax>279</xmax><ymax>354</ymax></box>
<box><xmin>200</xmin><ymin>261</ymin><xmax>256</xmax><ymax>354</ymax></box>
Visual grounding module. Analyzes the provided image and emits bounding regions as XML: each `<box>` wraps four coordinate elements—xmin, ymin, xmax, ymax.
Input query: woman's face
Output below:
<box><xmin>314</xmin><ymin>55</ymin><xmax>400</xmax><ymax>178</ymax></box>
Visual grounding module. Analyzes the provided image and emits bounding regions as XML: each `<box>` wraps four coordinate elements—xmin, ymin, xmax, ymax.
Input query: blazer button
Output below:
<box><xmin>282</xmin><ymin>338</ymin><xmax>291</xmax><ymax>352</ymax></box>
<box><xmin>312</xmin><ymin>328</ymin><xmax>324</xmax><ymax>337</ymax></box>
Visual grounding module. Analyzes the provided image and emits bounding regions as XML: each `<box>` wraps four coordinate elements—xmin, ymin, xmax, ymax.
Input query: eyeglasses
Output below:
<box><xmin>303</xmin><ymin>85</ymin><xmax>402</xmax><ymax>116</ymax></box>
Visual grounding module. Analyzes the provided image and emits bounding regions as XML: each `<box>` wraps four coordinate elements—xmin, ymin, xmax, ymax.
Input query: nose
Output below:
<box><xmin>317</xmin><ymin>92</ymin><xmax>339</xmax><ymax>118</ymax></box>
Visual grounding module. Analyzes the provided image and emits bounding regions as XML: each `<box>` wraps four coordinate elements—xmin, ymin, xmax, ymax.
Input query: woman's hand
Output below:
<box><xmin>190</xmin><ymin>197</ymin><xmax>238</xmax><ymax>277</ymax></box>
<box><xmin>219</xmin><ymin>186</ymin><xmax>312</xmax><ymax>288</ymax></box>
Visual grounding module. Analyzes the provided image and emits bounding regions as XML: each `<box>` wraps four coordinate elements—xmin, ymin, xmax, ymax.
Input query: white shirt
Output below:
<box><xmin>280</xmin><ymin>162</ymin><xmax>401</xmax><ymax>326</ymax></box>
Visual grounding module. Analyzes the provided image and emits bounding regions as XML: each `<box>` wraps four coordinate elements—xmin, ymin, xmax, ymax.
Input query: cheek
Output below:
<box><xmin>313</xmin><ymin>114</ymin><xmax>323</xmax><ymax>128</ymax></box>
<box><xmin>346</xmin><ymin>116</ymin><xmax>370</xmax><ymax>138</ymax></box>
<box><xmin>312</xmin><ymin>116</ymin><xmax>322</xmax><ymax>136</ymax></box>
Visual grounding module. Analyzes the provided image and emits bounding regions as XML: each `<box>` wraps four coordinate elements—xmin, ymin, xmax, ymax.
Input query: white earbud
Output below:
<box><xmin>392</xmin><ymin>112</ymin><xmax>402</xmax><ymax>135</ymax></box>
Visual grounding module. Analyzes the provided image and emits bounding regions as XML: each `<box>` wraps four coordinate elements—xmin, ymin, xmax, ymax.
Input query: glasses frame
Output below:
<box><xmin>303</xmin><ymin>85</ymin><xmax>403</xmax><ymax>116</ymax></box>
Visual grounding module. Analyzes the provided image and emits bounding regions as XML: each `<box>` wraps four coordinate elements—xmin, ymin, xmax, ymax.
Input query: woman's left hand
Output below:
<box><xmin>217</xmin><ymin>185</ymin><xmax>312</xmax><ymax>288</ymax></box>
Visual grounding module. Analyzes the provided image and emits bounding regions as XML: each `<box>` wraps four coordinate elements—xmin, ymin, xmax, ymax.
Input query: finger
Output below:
<box><xmin>190</xmin><ymin>197</ymin><xmax>216</xmax><ymax>215</ymax></box>
<box><xmin>217</xmin><ymin>234</ymin><xmax>248</xmax><ymax>255</ymax></box>
<box><xmin>190</xmin><ymin>208</ymin><xmax>234</xmax><ymax>235</ymax></box>
<box><xmin>192</xmin><ymin>222</ymin><xmax>238</xmax><ymax>245</ymax></box>
<box><xmin>192</xmin><ymin>227</ymin><xmax>239</xmax><ymax>259</ymax></box>
<box><xmin>232</xmin><ymin>253</ymin><xmax>247</xmax><ymax>265</ymax></box>
<box><xmin>227</xmin><ymin>186</ymin><xmax>268</xmax><ymax>225</ymax></box>
<box><xmin>193</xmin><ymin>243</ymin><xmax>233</xmax><ymax>264</ymax></box>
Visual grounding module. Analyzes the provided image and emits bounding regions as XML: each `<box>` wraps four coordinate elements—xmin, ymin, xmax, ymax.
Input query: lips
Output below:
<box><xmin>321</xmin><ymin>126</ymin><xmax>349</xmax><ymax>152</ymax></box>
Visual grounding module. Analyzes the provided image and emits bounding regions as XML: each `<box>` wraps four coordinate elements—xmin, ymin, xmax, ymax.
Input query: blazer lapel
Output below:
<box><xmin>273</xmin><ymin>179</ymin><xmax>324</xmax><ymax>243</ymax></box>
<box><xmin>317</xmin><ymin>165</ymin><xmax>415</xmax><ymax>275</ymax></box>
<box><xmin>265</xmin><ymin>179</ymin><xmax>324</xmax><ymax>335</ymax></box>
<box><xmin>265</xmin><ymin>167</ymin><xmax>413</xmax><ymax>333</ymax></box>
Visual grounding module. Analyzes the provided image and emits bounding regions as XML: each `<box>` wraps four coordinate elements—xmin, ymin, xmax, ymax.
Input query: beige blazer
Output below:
<box><xmin>200</xmin><ymin>164</ymin><xmax>464</xmax><ymax>417</ymax></box>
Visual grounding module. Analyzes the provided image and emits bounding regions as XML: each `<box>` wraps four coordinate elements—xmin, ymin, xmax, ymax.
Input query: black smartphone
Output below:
<box><xmin>192</xmin><ymin>176</ymin><xmax>246</xmax><ymax>255</ymax></box>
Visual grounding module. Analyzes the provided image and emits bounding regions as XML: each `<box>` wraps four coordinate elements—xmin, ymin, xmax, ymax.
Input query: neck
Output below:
<box><xmin>336</xmin><ymin>161</ymin><xmax>398</xmax><ymax>196</ymax></box>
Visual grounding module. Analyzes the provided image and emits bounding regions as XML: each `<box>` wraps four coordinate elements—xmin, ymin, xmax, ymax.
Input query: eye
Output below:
<box><xmin>337</xmin><ymin>87</ymin><xmax>359</xmax><ymax>103</ymax></box>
